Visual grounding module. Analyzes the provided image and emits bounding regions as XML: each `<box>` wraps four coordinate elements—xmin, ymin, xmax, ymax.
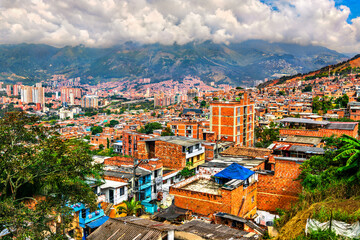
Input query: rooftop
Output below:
<box><xmin>145</xmin><ymin>136</ymin><xmax>204</xmax><ymax>147</ymax></box>
<box><xmin>181</xmin><ymin>179</ymin><xmax>221</xmax><ymax>195</ymax></box>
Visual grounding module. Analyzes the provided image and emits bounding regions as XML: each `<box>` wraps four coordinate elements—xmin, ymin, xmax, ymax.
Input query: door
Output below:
<box><xmin>109</xmin><ymin>189</ymin><xmax>114</xmax><ymax>204</ymax></box>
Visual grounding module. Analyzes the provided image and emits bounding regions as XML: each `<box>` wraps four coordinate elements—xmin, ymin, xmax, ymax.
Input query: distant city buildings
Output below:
<box><xmin>81</xmin><ymin>95</ymin><xmax>99</xmax><ymax>108</ymax></box>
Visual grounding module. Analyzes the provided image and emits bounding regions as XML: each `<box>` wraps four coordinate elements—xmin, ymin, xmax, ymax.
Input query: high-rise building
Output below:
<box><xmin>6</xmin><ymin>85</ymin><xmax>12</xmax><ymax>96</ymax></box>
<box><xmin>210</xmin><ymin>93</ymin><xmax>255</xmax><ymax>146</ymax></box>
<box><xmin>61</xmin><ymin>87</ymin><xmax>82</xmax><ymax>104</ymax></box>
<box><xmin>81</xmin><ymin>95</ymin><xmax>99</xmax><ymax>108</ymax></box>
<box><xmin>20</xmin><ymin>85</ymin><xmax>45</xmax><ymax>110</ymax></box>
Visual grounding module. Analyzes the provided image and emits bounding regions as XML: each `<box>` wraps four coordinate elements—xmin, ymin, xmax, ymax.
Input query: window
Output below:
<box><xmin>81</xmin><ymin>209</ymin><xmax>86</xmax><ymax>219</ymax></box>
<box><xmin>195</xmin><ymin>144</ymin><xmax>200</xmax><ymax>149</ymax></box>
<box><xmin>120</xmin><ymin>187</ymin><xmax>124</xmax><ymax>196</ymax></box>
<box><xmin>251</xmin><ymin>196</ymin><xmax>255</xmax><ymax>203</ymax></box>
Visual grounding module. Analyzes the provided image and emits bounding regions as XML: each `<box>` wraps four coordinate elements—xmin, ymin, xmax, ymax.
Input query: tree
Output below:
<box><xmin>117</xmin><ymin>198</ymin><xmax>144</xmax><ymax>216</ymax></box>
<box><xmin>0</xmin><ymin>112</ymin><xmax>103</xmax><ymax>238</ymax></box>
<box><xmin>200</xmin><ymin>100</ymin><xmax>207</xmax><ymax>108</ymax></box>
<box><xmin>312</xmin><ymin>96</ymin><xmax>333</xmax><ymax>114</ymax></box>
<box><xmin>278</xmin><ymin>90</ymin><xmax>286</xmax><ymax>96</ymax></box>
<box><xmin>333</xmin><ymin>135</ymin><xmax>360</xmax><ymax>183</ymax></box>
<box><xmin>255</xmin><ymin>122</ymin><xmax>279</xmax><ymax>148</ymax></box>
<box><xmin>179</xmin><ymin>166</ymin><xmax>195</xmax><ymax>179</ymax></box>
<box><xmin>109</xmin><ymin>120</ymin><xmax>119</xmax><ymax>127</ymax></box>
<box><xmin>138</xmin><ymin>122</ymin><xmax>162</xmax><ymax>134</ymax></box>
<box><xmin>161</xmin><ymin>127</ymin><xmax>175</xmax><ymax>136</ymax></box>
<box><xmin>91</xmin><ymin>126</ymin><xmax>103</xmax><ymax>135</ymax></box>
<box><xmin>99</xmin><ymin>144</ymin><xmax>105</xmax><ymax>150</ymax></box>
<box><xmin>193</xmin><ymin>96</ymin><xmax>198</xmax><ymax>102</ymax></box>
<box><xmin>302</xmin><ymin>85</ymin><xmax>312</xmax><ymax>93</ymax></box>
<box><xmin>335</xmin><ymin>94</ymin><xmax>349</xmax><ymax>108</ymax></box>
<box><xmin>107</xmin><ymin>138</ymin><xmax>110</xmax><ymax>149</ymax></box>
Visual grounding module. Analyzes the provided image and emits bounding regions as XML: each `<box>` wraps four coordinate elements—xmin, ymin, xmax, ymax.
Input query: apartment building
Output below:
<box><xmin>210</xmin><ymin>93</ymin><xmax>255</xmax><ymax>146</ymax></box>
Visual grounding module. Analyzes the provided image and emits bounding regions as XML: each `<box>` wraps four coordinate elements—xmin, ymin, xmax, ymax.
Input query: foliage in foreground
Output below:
<box><xmin>0</xmin><ymin>112</ymin><xmax>103</xmax><ymax>239</ymax></box>
<box><xmin>117</xmin><ymin>198</ymin><xmax>144</xmax><ymax>216</ymax></box>
<box><xmin>275</xmin><ymin>134</ymin><xmax>360</xmax><ymax>235</ymax></box>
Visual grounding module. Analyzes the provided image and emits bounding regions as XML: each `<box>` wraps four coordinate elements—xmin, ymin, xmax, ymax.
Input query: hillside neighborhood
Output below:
<box><xmin>1</xmin><ymin>57</ymin><xmax>360</xmax><ymax>239</ymax></box>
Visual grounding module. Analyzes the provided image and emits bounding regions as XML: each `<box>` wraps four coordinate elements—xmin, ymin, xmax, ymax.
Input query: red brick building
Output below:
<box><xmin>137</xmin><ymin>136</ymin><xmax>205</xmax><ymax>170</ymax></box>
<box><xmin>169</xmin><ymin>173</ymin><xmax>257</xmax><ymax>218</ymax></box>
<box><xmin>257</xmin><ymin>157</ymin><xmax>304</xmax><ymax>212</ymax></box>
<box><xmin>210</xmin><ymin>93</ymin><xmax>255</xmax><ymax>146</ymax></box>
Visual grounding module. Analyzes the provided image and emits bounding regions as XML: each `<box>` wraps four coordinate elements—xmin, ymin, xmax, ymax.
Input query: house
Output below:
<box><xmin>103</xmin><ymin>156</ymin><xmax>163</xmax><ymax>214</ymax></box>
<box><xmin>137</xmin><ymin>136</ymin><xmax>205</xmax><ymax>171</ymax></box>
<box><xmin>169</xmin><ymin>163</ymin><xmax>258</xmax><ymax>219</ymax></box>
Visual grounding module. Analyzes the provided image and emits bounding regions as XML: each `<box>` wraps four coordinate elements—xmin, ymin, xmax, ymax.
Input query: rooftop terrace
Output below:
<box><xmin>181</xmin><ymin>179</ymin><xmax>221</xmax><ymax>195</ymax></box>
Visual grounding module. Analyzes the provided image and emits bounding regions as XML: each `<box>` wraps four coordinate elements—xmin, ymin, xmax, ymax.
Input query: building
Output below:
<box><xmin>279</xmin><ymin>118</ymin><xmax>359</xmax><ymax>139</ymax></box>
<box><xmin>61</xmin><ymin>87</ymin><xmax>82</xmax><ymax>104</ymax></box>
<box><xmin>137</xmin><ymin>136</ymin><xmax>205</xmax><ymax>170</ymax></box>
<box><xmin>59</xmin><ymin>108</ymin><xmax>74</xmax><ymax>120</ymax></box>
<box><xmin>169</xmin><ymin>163</ymin><xmax>258</xmax><ymax>218</ymax></box>
<box><xmin>20</xmin><ymin>85</ymin><xmax>45</xmax><ymax>110</ymax></box>
<box><xmin>122</xmin><ymin>131</ymin><xmax>153</xmax><ymax>156</ymax></box>
<box><xmin>87</xmin><ymin>217</ymin><xmax>175</xmax><ymax>240</ymax></box>
<box><xmin>103</xmin><ymin>156</ymin><xmax>163</xmax><ymax>214</ymax></box>
<box><xmin>210</xmin><ymin>94</ymin><xmax>255</xmax><ymax>146</ymax></box>
<box><xmin>81</xmin><ymin>95</ymin><xmax>99</xmax><ymax>108</ymax></box>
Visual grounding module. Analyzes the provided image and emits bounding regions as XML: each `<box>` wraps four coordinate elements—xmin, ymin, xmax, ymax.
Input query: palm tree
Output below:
<box><xmin>117</xmin><ymin>198</ymin><xmax>144</xmax><ymax>216</ymax></box>
<box><xmin>333</xmin><ymin>135</ymin><xmax>360</xmax><ymax>182</ymax></box>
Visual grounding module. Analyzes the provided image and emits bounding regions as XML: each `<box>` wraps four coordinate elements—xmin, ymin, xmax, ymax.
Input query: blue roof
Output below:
<box><xmin>86</xmin><ymin>216</ymin><xmax>109</xmax><ymax>228</ymax></box>
<box><xmin>214</xmin><ymin>163</ymin><xmax>255</xmax><ymax>180</ymax></box>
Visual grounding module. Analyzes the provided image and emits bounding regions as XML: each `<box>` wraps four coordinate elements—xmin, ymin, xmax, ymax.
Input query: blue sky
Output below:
<box><xmin>335</xmin><ymin>0</ymin><xmax>360</xmax><ymax>22</ymax></box>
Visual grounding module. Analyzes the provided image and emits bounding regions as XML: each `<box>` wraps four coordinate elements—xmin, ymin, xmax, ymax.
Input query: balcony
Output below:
<box><xmin>185</xmin><ymin>146</ymin><xmax>205</xmax><ymax>159</ymax></box>
<box><xmin>138</xmin><ymin>181</ymin><xmax>152</xmax><ymax>190</ymax></box>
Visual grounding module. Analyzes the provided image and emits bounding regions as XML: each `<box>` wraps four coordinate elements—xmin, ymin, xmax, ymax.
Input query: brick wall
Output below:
<box><xmin>170</xmin><ymin>175</ymin><xmax>257</xmax><ymax>218</ymax></box>
<box><xmin>257</xmin><ymin>159</ymin><xmax>303</xmax><ymax>212</ymax></box>
<box><xmin>155</xmin><ymin>141</ymin><xmax>187</xmax><ymax>169</ymax></box>
<box><xmin>280</xmin><ymin>127</ymin><xmax>358</xmax><ymax>138</ymax></box>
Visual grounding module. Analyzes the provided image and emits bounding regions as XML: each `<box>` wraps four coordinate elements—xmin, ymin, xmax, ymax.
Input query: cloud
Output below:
<box><xmin>0</xmin><ymin>0</ymin><xmax>359</xmax><ymax>52</ymax></box>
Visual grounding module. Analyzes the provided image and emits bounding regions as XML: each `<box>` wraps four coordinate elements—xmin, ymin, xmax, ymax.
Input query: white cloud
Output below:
<box><xmin>0</xmin><ymin>0</ymin><xmax>359</xmax><ymax>52</ymax></box>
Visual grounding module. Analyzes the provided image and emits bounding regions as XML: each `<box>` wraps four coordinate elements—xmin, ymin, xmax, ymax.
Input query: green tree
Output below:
<box><xmin>179</xmin><ymin>166</ymin><xmax>195</xmax><ymax>179</ymax></box>
<box><xmin>109</xmin><ymin>120</ymin><xmax>119</xmax><ymax>127</ymax></box>
<box><xmin>107</xmin><ymin>138</ymin><xmax>110</xmax><ymax>149</ymax></box>
<box><xmin>335</xmin><ymin>94</ymin><xmax>349</xmax><ymax>108</ymax></box>
<box><xmin>200</xmin><ymin>100</ymin><xmax>207</xmax><ymax>108</ymax></box>
<box><xmin>117</xmin><ymin>198</ymin><xmax>144</xmax><ymax>216</ymax></box>
<box><xmin>99</xmin><ymin>144</ymin><xmax>105</xmax><ymax>150</ymax></box>
<box><xmin>91</xmin><ymin>126</ymin><xmax>103</xmax><ymax>135</ymax></box>
<box><xmin>278</xmin><ymin>90</ymin><xmax>286</xmax><ymax>96</ymax></box>
<box><xmin>193</xmin><ymin>96</ymin><xmax>198</xmax><ymax>102</ymax></box>
<box><xmin>161</xmin><ymin>127</ymin><xmax>175</xmax><ymax>136</ymax></box>
<box><xmin>138</xmin><ymin>122</ymin><xmax>162</xmax><ymax>134</ymax></box>
<box><xmin>0</xmin><ymin>112</ymin><xmax>103</xmax><ymax>239</ymax></box>
<box><xmin>302</xmin><ymin>85</ymin><xmax>312</xmax><ymax>93</ymax></box>
<box><xmin>333</xmin><ymin>135</ymin><xmax>360</xmax><ymax>183</ymax></box>
<box><xmin>254</xmin><ymin>122</ymin><xmax>279</xmax><ymax>148</ymax></box>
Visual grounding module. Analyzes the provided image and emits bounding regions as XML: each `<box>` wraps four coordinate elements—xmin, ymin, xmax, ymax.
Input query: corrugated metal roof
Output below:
<box><xmin>327</xmin><ymin>122</ymin><xmax>357</xmax><ymax>130</ymax></box>
<box><xmin>87</xmin><ymin>218</ymin><xmax>164</xmax><ymax>240</ymax></box>
<box><xmin>279</xmin><ymin>117</ymin><xmax>329</xmax><ymax>125</ymax></box>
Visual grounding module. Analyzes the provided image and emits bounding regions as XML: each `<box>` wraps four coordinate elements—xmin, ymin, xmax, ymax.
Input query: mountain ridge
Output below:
<box><xmin>0</xmin><ymin>40</ymin><xmax>348</xmax><ymax>86</ymax></box>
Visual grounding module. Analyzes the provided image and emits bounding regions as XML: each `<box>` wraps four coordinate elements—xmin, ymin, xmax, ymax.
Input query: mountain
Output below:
<box><xmin>0</xmin><ymin>40</ymin><xmax>348</xmax><ymax>86</ymax></box>
<box><xmin>258</xmin><ymin>53</ymin><xmax>360</xmax><ymax>88</ymax></box>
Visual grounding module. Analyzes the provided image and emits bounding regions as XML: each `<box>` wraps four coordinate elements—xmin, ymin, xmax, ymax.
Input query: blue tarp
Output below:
<box><xmin>86</xmin><ymin>216</ymin><xmax>109</xmax><ymax>229</ymax></box>
<box><xmin>214</xmin><ymin>163</ymin><xmax>255</xmax><ymax>180</ymax></box>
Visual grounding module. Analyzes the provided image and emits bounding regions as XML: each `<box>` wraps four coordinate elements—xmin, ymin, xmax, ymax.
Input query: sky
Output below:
<box><xmin>0</xmin><ymin>0</ymin><xmax>360</xmax><ymax>53</ymax></box>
